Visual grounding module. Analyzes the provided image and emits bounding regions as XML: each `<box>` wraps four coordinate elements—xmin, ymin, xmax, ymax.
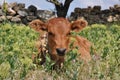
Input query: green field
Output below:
<box><xmin>0</xmin><ymin>22</ymin><xmax>120</xmax><ymax>80</ymax></box>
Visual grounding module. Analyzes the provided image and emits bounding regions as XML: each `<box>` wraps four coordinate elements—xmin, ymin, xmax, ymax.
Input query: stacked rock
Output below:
<box><xmin>0</xmin><ymin>2</ymin><xmax>55</xmax><ymax>25</ymax></box>
<box><xmin>0</xmin><ymin>2</ymin><xmax>119</xmax><ymax>25</ymax></box>
<box><xmin>69</xmin><ymin>4</ymin><xmax>120</xmax><ymax>24</ymax></box>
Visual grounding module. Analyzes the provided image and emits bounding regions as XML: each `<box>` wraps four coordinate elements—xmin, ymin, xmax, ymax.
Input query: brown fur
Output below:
<box><xmin>29</xmin><ymin>17</ymin><xmax>91</xmax><ymax>66</ymax></box>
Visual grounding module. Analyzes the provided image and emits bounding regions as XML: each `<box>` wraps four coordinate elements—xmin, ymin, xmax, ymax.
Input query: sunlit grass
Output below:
<box><xmin>0</xmin><ymin>22</ymin><xmax>120</xmax><ymax>80</ymax></box>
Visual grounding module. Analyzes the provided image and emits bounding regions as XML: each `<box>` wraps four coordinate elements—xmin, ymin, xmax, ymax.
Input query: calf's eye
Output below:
<box><xmin>48</xmin><ymin>32</ymin><xmax>54</xmax><ymax>36</ymax></box>
<box><xmin>67</xmin><ymin>32</ymin><xmax>71</xmax><ymax>36</ymax></box>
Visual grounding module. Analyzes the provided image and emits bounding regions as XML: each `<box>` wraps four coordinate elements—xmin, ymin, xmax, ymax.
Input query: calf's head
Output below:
<box><xmin>29</xmin><ymin>18</ymin><xmax>87</xmax><ymax>60</ymax></box>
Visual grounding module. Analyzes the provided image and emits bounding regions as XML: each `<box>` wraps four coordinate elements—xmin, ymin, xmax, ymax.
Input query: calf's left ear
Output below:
<box><xmin>71</xmin><ymin>19</ymin><xmax>88</xmax><ymax>32</ymax></box>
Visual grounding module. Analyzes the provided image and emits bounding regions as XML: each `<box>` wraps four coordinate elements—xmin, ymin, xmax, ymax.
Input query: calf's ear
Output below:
<box><xmin>29</xmin><ymin>19</ymin><xmax>47</xmax><ymax>32</ymax></box>
<box><xmin>71</xmin><ymin>19</ymin><xmax>88</xmax><ymax>32</ymax></box>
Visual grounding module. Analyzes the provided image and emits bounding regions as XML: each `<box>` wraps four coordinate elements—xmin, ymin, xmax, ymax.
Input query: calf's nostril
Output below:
<box><xmin>56</xmin><ymin>48</ymin><xmax>66</xmax><ymax>56</ymax></box>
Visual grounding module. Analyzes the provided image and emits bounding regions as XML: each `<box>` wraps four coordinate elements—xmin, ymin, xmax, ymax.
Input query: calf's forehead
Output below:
<box><xmin>47</xmin><ymin>18</ymin><xmax>71</xmax><ymax>33</ymax></box>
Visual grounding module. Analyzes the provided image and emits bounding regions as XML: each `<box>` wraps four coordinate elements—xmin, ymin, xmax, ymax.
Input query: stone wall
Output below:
<box><xmin>0</xmin><ymin>2</ymin><xmax>55</xmax><ymax>25</ymax></box>
<box><xmin>69</xmin><ymin>5</ymin><xmax>120</xmax><ymax>24</ymax></box>
<box><xmin>0</xmin><ymin>2</ymin><xmax>120</xmax><ymax>25</ymax></box>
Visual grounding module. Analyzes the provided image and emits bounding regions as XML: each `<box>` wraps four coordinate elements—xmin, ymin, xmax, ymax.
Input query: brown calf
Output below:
<box><xmin>29</xmin><ymin>18</ymin><xmax>91</xmax><ymax>66</ymax></box>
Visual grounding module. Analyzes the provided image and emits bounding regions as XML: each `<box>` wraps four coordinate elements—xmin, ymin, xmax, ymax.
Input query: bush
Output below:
<box><xmin>0</xmin><ymin>23</ymin><xmax>39</xmax><ymax>79</ymax></box>
<box><xmin>0</xmin><ymin>23</ymin><xmax>120</xmax><ymax>80</ymax></box>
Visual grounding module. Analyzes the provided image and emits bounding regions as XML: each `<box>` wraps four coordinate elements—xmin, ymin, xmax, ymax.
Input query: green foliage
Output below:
<box><xmin>77</xmin><ymin>24</ymin><xmax>120</xmax><ymax>80</ymax></box>
<box><xmin>0</xmin><ymin>61</ymin><xmax>10</xmax><ymax>79</ymax></box>
<box><xmin>0</xmin><ymin>23</ymin><xmax>39</xmax><ymax>79</ymax></box>
<box><xmin>0</xmin><ymin>23</ymin><xmax>120</xmax><ymax>80</ymax></box>
<box><xmin>2</xmin><ymin>0</ymin><xmax>7</xmax><ymax>13</ymax></box>
<box><xmin>79</xmin><ymin>24</ymin><xmax>120</xmax><ymax>59</ymax></box>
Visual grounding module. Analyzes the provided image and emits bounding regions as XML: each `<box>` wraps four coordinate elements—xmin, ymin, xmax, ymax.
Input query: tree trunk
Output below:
<box><xmin>47</xmin><ymin>0</ymin><xmax>73</xmax><ymax>18</ymax></box>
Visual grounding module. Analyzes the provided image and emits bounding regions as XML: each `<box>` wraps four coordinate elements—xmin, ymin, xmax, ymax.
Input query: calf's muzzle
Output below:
<box><xmin>56</xmin><ymin>48</ymin><xmax>66</xmax><ymax>56</ymax></box>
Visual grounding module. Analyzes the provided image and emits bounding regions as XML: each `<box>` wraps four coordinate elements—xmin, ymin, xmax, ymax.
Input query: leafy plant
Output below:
<box><xmin>0</xmin><ymin>23</ymin><xmax>120</xmax><ymax>80</ymax></box>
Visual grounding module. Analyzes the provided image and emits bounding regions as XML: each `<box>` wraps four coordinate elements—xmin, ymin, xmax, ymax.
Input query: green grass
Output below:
<box><xmin>0</xmin><ymin>22</ymin><xmax>120</xmax><ymax>80</ymax></box>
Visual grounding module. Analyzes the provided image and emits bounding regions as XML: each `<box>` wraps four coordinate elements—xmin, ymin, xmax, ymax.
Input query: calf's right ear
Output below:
<box><xmin>29</xmin><ymin>19</ymin><xmax>47</xmax><ymax>32</ymax></box>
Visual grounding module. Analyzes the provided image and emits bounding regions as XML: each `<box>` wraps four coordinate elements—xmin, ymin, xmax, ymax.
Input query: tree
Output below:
<box><xmin>46</xmin><ymin>0</ymin><xmax>73</xmax><ymax>18</ymax></box>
